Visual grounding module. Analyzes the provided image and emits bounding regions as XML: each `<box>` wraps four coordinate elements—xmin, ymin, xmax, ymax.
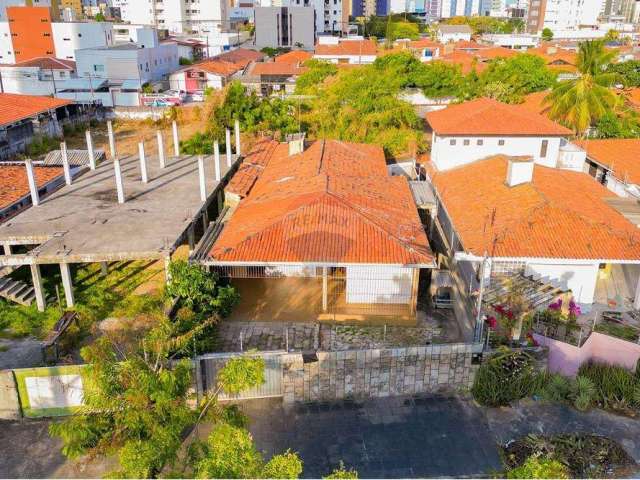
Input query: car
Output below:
<box><xmin>190</xmin><ymin>90</ymin><xmax>205</xmax><ymax>102</ymax></box>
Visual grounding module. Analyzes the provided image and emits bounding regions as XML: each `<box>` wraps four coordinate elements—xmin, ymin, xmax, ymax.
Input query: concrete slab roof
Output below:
<box><xmin>0</xmin><ymin>152</ymin><xmax>235</xmax><ymax>265</ymax></box>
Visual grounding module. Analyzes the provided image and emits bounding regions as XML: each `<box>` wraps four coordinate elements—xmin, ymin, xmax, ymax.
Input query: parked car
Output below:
<box><xmin>190</xmin><ymin>90</ymin><xmax>205</xmax><ymax>102</ymax></box>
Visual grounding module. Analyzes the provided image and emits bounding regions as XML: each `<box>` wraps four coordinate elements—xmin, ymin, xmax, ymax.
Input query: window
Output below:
<box><xmin>498</xmin><ymin>139</ymin><xmax>505</xmax><ymax>146</ymax></box>
<box><xmin>540</xmin><ymin>139</ymin><xmax>548</xmax><ymax>158</ymax></box>
<box><xmin>477</xmin><ymin>139</ymin><xmax>483</xmax><ymax>145</ymax></box>
<box><xmin>450</xmin><ymin>139</ymin><xmax>456</xmax><ymax>146</ymax></box>
<box><xmin>463</xmin><ymin>139</ymin><xmax>470</xmax><ymax>146</ymax></box>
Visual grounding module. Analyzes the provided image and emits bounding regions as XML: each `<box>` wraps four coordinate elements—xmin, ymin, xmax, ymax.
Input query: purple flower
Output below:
<box><xmin>568</xmin><ymin>298</ymin><xmax>581</xmax><ymax>317</ymax></box>
<box><xmin>549</xmin><ymin>298</ymin><xmax>563</xmax><ymax>311</ymax></box>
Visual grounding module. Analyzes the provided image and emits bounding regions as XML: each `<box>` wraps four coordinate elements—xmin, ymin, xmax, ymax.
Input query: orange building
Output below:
<box><xmin>7</xmin><ymin>6</ymin><xmax>55</xmax><ymax>62</ymax></box>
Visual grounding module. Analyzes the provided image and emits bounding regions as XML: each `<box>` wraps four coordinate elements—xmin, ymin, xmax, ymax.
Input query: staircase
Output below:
<box><xmin>0</xmin><ymin>266</ymin><xmax>36</xmax><ymax>307</ymax></box>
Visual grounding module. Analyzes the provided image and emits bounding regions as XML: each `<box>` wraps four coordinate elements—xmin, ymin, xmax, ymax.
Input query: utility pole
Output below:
<box><xmin>50</xmin><ymin>68</ymin><xmax>57</xmax><ymax>94</ymax></box>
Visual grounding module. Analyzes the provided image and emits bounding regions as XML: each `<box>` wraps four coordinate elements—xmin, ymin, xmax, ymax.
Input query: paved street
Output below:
<box><xmin>242</xmin><ymin>395</ymin><xmax>503</xmax><ymax>478</ymax></box>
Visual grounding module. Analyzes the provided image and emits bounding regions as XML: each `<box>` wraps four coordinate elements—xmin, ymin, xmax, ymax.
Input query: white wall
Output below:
<box><xmin>525</xmin><ymin>262</ymin><xmax>600</xmax><ymax>304</ymax></box>
<box><xmin>431</xmin><ymin>134</ymin><xmax>562</xmax><ymax>171</ymax></box>
<box><xmin>438</xmin><ymin>32</ymin><xmax>472</xmax><ymax>43</ymax></box>
<box><xmin>313</xmin><ymin>54</ymin><xmax>377</xmax><ymax>64</ymax></box>
<box><xmin>346</xmin><ymin>266</ymin><xmax>414</xmax><ymax>304</ymax></box>
<box><xmin>0</xmin><ymin>66</ymin><xmax>72</xmax><ymax>95</ymax></box>
<box><xmin>52</xmin><ymin>22</ymin><xmax>114</xmax><ymax>61</ymax></box>
<box><xmin>0</xmin><ymin>21</ymin><xmax>15</xmax><ymax>64</ymax></box>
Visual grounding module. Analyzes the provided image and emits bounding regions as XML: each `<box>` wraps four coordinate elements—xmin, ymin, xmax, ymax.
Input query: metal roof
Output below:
<box><xmin>43</xmin><ymin>149</ymin><xmax>106</xmax><ymax>167</ymax></box>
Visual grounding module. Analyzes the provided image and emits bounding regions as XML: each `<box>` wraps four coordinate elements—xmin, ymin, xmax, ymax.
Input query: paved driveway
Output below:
<box><xmin>242</xmin><ymin>395</ymin><xmax>502</xmax><ymax>478</ymax></box>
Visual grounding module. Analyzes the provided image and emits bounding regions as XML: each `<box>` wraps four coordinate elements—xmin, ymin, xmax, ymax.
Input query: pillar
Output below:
<box><xmin>217</xmin><ymin>190</ymin><xmax>223</xmax><ymax>213</ymax></box>
<box><xmin>61</xmin><ymin>141</ymin><xmax>72</xmax><ymax>185</ymax></box>
<box><xmin>30</xmin><ymin>264</ymin><xmax>46</xmax><ymax>312</ymax></box>
<box><xmin>3</xmin><ymin>244</ymin><xmax>11</xmax><ymax>256</ymax></box>
<box><xmin>214</xmin><ymin>142</ymin><xmax>221</xmax><ymax>181</ymax></box>
<box><xmin>164</xmin><ymin>255</ymin><xmax>172</xmax><ymax>284</ymax></box>
<box><xmin>322</xmin><ymin>267</ymin><xmax>328</xmax><ymax>312</ymax></box>
<box><xmin>100</xmin><ymin>262</ymin><xmax>108</xmax><ymax>276</ymax></box>
<box><xmin>234</xmin><ymin>119</ymin><xmax>241</xmax><ymax>157</ymax></box>
<box><xmin>188</xmin><ymin>224</ymin><xmax>195</xmax><ymax>252</ymax></box>
<box><xmin>60</xmin><ymin>263</ymin><xmax>74</xmax><ymax>308</ymax></box>
<box><xmin>86</xmin><ymin>129</ymin><xmax>96</xmax><ymax>170</ymax></box>
<box><xmin>107</xmin><ymin>120</ymin><xmax>116</xmax><ymax>159</ymax></box>
<box><xmin>172</xmin><ymin>120</ymin><xmax>180</xmax><ymax>157</ymax></box>
<box><xmin>139</xmin><ymin>141</ymin><xmax>148</xmax><ymax>183</ymax></box>
<box><xmin>410</xmin><ymin>268</ymin><xmax>420</xmax><ymax>315</ymax></box>
<box><xmin>202</xmin><ymin>210</ymin><xmax>209</xmax><ymax>231</ymax></box>
<box><xmin>113</xmin><ymin>158</ymin><xmax>125</xmax><ymax>204</ymax></box>
<box><xmin>24</xmin><ymin>159</ymin><xmax>40</xmax><ymax>207</ymax></box>
<box><xmin>157</xmin><ymin>130</ymin><xmax>166</xmax><ymax>168</ymax></box>
<box><xmin>225</xmin><ymin>128</ymin><xmax>232</xmax><ymax>167</ymax></box>
<box><xmin>634</xmin><ymin>272</ymin><xmax>640</xmax><ymax>310</ymax></box>
<box><xmin>198</xmin><ymin>155</ymin><xmax>207</xmax><ymax>202</ymax></box>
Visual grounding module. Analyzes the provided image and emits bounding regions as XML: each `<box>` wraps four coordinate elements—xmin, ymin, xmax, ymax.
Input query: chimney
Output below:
<box><xmin>287</xmin><ymin>133</ymin><xmax>306</xmax><ymax>156</ymax></box>
<box><xmin>24</xmin><ymin>159</ymin><xmax>40</xmax><ymax>207</ymax></box>
<box><xmin>506</xmin><ymin>157</ymin><xmax>534</xmax><ymax>187</ymax></box>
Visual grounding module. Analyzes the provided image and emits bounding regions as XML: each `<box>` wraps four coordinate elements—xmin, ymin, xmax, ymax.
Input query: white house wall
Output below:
<box><xmin>431</xmin><ymin>133</ymin><xmax>562</xmax><ymax>170</ymax></box>
<box><xmin>52</xmin><ymin>22</ymin><xmax>114</xmax><ymax>61</ymax></box>
<box><xmin>346</xmin><ymin>266</ymin><xmax>414</xmax><ymax>304</ymax></box>
<box><xmin>524</xmin><ymin>262</ymin><xmax>600</xmax><ymax>304</ymax></box>
<box><xmin>313</xmin><ymin>54</ymin><xmax>377</xmax><ymax>64</ymax></box>
<box><xmin>0</xmin><ymin>21</ymin><xmax>14</xmax><ymax>64</ymax></box>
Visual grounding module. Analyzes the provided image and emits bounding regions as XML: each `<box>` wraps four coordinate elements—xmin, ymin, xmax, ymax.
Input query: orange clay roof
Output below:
<box><xmin>251</xmin><ymin>62</ymin><xmax>307</xmax><ymax>76</ymax></box>
<box><xmin>0</xmin><ymin>93</ymin><xmax>72</xmax><ymax>127</ymax></box>
<box><xmin>519</xmin><ymin>91</ymin><xmax>552</xmax><ymax>116</ymax></box>
<box><xmin>453</xmin><ymin>40</ymin><xmax>489</xmax><ymax>51</ymax></box>
<box><xmin>408</xmin><ymin>38</ymin><xmax>442</xmax><ymax>49</ymax></box>
<box><xmin>576</xmin><ymin>139</ymin><xmax>640</xmax><ymax>186</ymax></box>
<box><xmin>188</xmin><ymin>59</ymin><xmax>244</xmax><ymax>76</ymax></box>
<box><xmin>225</xmin><ymin>138</ymin><xmax>279</xmax><ymax>198</ymax></box>
<box><xmin>425</xmin><ymin>98</ymin><xmax>572</xmax><ymax>136</ymax></box>
<box><xmin>529</xmin><ymin>46</ymin><xmax>577</xmax><ymax>71</ymax></box>
<box><xmin>274</xmin><ymin>50</ymin><xmax>313</xmax><ymax>64</ymax></box>
<box><xmin>439</xmin><ymin>51</ymin><xmax>487</xmax><ymax>74</ymax></box>
<box><xmin>315</xmin><ymin>40</ymin><xmax>378</xmax><ymax>56</ymax></box>
<box><xmin>8</xmin><ymin>57</ymin><xmax>75</xmax><ymax>70</ymax></box>
<box><xmin>477</xmin><ymin>46</ymin><xmax>518</xmax><ymax>60</ymax></box>
<box><xmin>626</xmin><ymin>88</ymin><xmax>640</xmax><ymax>109</ymax></box>
<box><xmin>430</xmin><ymin>156</ymin><xmax>640</xmax><ymax>260</ymax></box>
<box><xmin>0</xmin><ymin>165</ymin><xmax>64</xmax><ymax>211</ymax></box>
<box><xmin>210</xmin><ymin>140</ymin><xmax>434</xmax><ymax>265</ymax></box>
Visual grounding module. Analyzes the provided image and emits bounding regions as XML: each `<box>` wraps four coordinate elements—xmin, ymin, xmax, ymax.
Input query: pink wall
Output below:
<box><xmin>533</xmin><ymin>332</ymin><xmax>640</xmax><ymax>377</ymax></box>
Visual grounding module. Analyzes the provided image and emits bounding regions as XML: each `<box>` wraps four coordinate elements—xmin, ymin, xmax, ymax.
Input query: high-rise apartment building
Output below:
<box><xmin>527</xmin><ymin>0</ymin><xmax>603</xmax><ymax>33</ymax></box>
<box><xmin>440</xmin><ymin>0</ymin><xmax>479</xmax><ymax>17</ymax></box>
<box><xmin>0</xmin><ymin>0</ymin><xmax>58</xmax><ymax>20</ymax></box>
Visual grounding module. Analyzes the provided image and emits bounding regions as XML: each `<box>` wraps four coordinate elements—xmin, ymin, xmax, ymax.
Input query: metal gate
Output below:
<box><xmin>196</xmin><ymin>351</ymin><xmax>284</xmax><ymax>401</ymax></box>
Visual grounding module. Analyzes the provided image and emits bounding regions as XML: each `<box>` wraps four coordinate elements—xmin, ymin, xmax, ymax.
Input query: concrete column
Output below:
<box><xmin>187</xmin><ymin>224</ymin><xmax>195</xmax><ymax>252</ymax></box>
<box><xmin>24</xmin><ymin>159</ymin><xmax>40</xmax><ymax>207</ymax></box>
<box><xmin>30</xmin><ymin>264</ymin><xmax>46</xmax><ymax>312</ymax></box>
<box><xmin>3</xmin><ymin>244</ymin><xmax>10</xmax><ymax>255</ymax></box>
<box><xmin>634</xmin><ymin>273</ymin><xmax>640</xmax><ymax>310</ymax></box>
<box><xmin>164</xmin><ymin>255</ymin><xmax>172</xmax><ymax>284</ymax></box>
<box><xmin>225</xmin><ymin>129</ymin><xmax>232</xmax><ymax>167</ymax></box>
<box><xmin>60</xmin><ymin>141</ymin><xmax>72</xmax><ymax>186</ymax></box>
<box><xmin>410</xmin><ymin>268</ymin><xmax>420</xmax><ymax>315</ymax></box>
<box><xmin>217</xmin><ymin>190</ymin><xmax>223</xmax><ymax>213</ymax></box>
<box><xmin>107</xmin><ymin>120</ymin><xmax>116</xmax><ymax>159</ymax></box>
<box><xmin>100</xmin><ymin>262</ymin><xmax>108</xmax><ymax>276</ymax></box>
<box><xmin>113</xmin><ymin>158</ymin><xmax>125</xmax><ymax>204</ymax></box>
<box><xmin>322</xmin><ymin>267</ymin><xmax>328</xmax><ymax>312</ymax></box>
<box><xmin>138</xmin><ymin>141</ymin><xmax>148</xmax><ymax>183</ymax></box>
<box><xmin>157</xmin><ymin>130</ymin><xmax>166</xmax><ymax>168</ymax></box>
<box><xmin>172</xmin><ymin>120</ymin><xmax>180</xmax><ymax>157</ymax></box>
<box><xmin>214</xmin><ymin>142</ymin><xmax>221</xmax><ymax>181</ymax></box>
<box><xmin>202</xmin><ymin>210</ymin><xmax>209</xmax><ymax>231</ymax></box>
<box><xmin>198</xmin><ymin>155</ymin><xmax>207</xmax><ymax>202</ymax></box>
<box><xmin>86</xmin><ymin>129</ymin><xmax>96</xmax><ymax>170</ymax></box>
<box><xmin>234</xmin><ymin>119</ymin><xmax>241</xmax><ymax>157</ymax></box>
<box><xmin>60</xmin><ymin>263</ymin><xmax>74</xmax><ymax>308</ymax></box>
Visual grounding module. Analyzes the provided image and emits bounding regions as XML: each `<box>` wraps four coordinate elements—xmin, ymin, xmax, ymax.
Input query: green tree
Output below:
<box><xmin>295</xmin><ymin>59</ymin><xmax>338</xmax><ymax>94</ymax></box>
<box><xmin>607</xmin><ymin>60</ymin><xmax>640</xmax><ymax>87</ymax></box>
<box><xmin>179</xmin><ymin>56</ymin><xmax>194</xmax><ymax>65</ymax></box>
<box><xmin>604</xmin><ymin>29</ymin><xmax>620</xmax><ymax>43</ymax></box>
<box><xmin>541</xmin><ymin>28</ymin><xmax>553</xmax><ymax>41</ymax></box>
<box><xmin>324</xmin><ymin>462</ymin><xmax>359</xmax><ymax>479</ymax></box>
<box><xmin>389</xmin><ymin>21</ymin><xmax>420</xmax><ymax>41</ymax></box>
<box><xmin>95</xmin><ymin>11</ymin><xmax>106</xmax><ymax>21</ymax></box>
<box><xmin>412</xmin><ymin>61</ymin><xmax>465</xmax><ymax>98</ymax></box>
<box><xmin>595</xmin><ymin>111</ymin><xmax>640</xmax><ymax>138</ymax></box>
<box><xmin>545</xmin><ymin>40</ymin><xmax>621</xmax><ymax>136</ymax></box>
<box><xmin>507</xmin><ymin>457</ymin><xmax>569</xmax><ymax>479</ymax></box>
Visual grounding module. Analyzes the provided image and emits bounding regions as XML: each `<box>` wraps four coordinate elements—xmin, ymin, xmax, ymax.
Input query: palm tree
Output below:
<box><xmin>544</xmin><ymin>40</ymin><xmax>621</xmax><ymax>137</ymax></box>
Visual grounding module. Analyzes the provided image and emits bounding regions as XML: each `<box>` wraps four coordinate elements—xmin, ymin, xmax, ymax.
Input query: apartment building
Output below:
<box><xmin>440</xmin><ymin>0</ymin><xmax>479</xmax><ymax>17</ymax></box>
<box><xmin>527</xmin><ymin>0</ymin><xmax>604</xmax><ymax>33</ymax></box>
<box><xmin>254</xmin><ymin>6</ymin><xmax>316</xmax><ymax>49</ymax></box>
<box><xmin>0</xmin><ymin>0</ymin><xmax>57</xmax><ymax>21</ymax></box>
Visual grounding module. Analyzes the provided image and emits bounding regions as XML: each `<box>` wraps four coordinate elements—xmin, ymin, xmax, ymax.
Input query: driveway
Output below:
<box><xmin>242</xmin><ymin>395</ymin><xmax>503</xmax><ymax>478</ymax></box>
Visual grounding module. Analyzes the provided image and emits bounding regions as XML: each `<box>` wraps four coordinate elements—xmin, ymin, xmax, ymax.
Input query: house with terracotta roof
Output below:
<box><xmin>528</xmin><ymin>45</ymin><xmax>579</xmax><ymax>79</ymax></box>
<box><xmin>425</xmin><ymin>98</ymin><xmax>585</xmax><ymax>172</ymax></box>
<box><xmin>314</xmin><ymin>38</ymin><xmax>378</xmax><ymax>65</ymax></box>
<box><xmin>437</xmin><ymin>25</ymin><xmax>472</xmax><ymax>44</ymax></box>
<box><xmin>196</xmin><ymin>137</ymin><xmax>435</xmax><ymax>323</ymax></box>
<box><xmin>0</xmin><ymin>57</ymin><xmax>76</xmax><ymax>97</ymax></box>
<box><xmin>428</xmin><ymin>155</ymin><xmax>640</xmax><ymax>305</ymax></box>
<box><xmin>577</xmin><ymin>139</ymin><xmax>640</xmax><ymax>198</ymax></box>
<box><xmin>0</xmin><ymin>93</ymin><xmax>72</xmax><ymax>160</ymax></box>
<box><xmin>241</xmin><ymin>60</ymin><xmax>308</xmax><ymax>96</ymax></box>
<box><xmin>388</xmin><ymin>38</ymin><xmax>442</xmax><ymax>62</ymax></box>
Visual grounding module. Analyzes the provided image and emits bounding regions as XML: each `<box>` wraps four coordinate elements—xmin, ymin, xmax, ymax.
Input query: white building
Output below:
<box><xmin>440</xmin><ymin>0</ymin><xmax>480</xmax><ymax>17</ymax></box>
<box><xmin>51</xmin><ymin>22</ymin><xmax>114</xmax><ymax>61</ymax></box>
<box><xmin>0</xmin><ymin>57</ymin><xmax>76</xmax><ymax>96</ymax></box>
<box><xmin>313</xmin><ymin>37</ymin><xmax>378</xmax><ymax>64</ymax></box>
<box><xmin>527</xmin><ymin>0</ymin><xmax>604</xmax><ymax>33</ymax></box>
<box><xmin>0</xmin><ymin>21</ymin><xmax>14</xmax><ymax>63</ymax></box>
<box><xmin>481</xmin><ymin>33</ymin><xmax>538</xmax><ymax>50</ymax></box>
<box><xmin>437</xmin><ymin>25</ymin><xmax>473</xmax><ymax>43</ymax></box>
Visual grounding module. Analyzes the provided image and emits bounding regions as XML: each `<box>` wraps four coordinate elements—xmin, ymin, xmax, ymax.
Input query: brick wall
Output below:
<box><xmin>281</xmin><ymin>343</ymin><xmax>479</xmax><ymax>403</ymax></box>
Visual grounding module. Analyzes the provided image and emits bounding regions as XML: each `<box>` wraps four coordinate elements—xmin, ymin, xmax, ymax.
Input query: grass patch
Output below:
<box><xmin>594</xmin><ymin>321</ymin><xmax>640</xmax><ymax>343</ymax></box>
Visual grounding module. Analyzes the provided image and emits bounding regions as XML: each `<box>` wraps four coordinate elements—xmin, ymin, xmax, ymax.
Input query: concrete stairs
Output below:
<box><xmin>0</xmin><ymin>277</ymin><xmax>36</xmax><ymax>307</ymax></box>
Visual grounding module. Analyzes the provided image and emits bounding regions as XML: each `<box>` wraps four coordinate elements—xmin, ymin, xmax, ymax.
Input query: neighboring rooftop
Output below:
<box><xmin>250</xmin><ymin>62</ymin><xmax>307</xmax><ymax>76</ymax></box>
<box><xmin>274</xmin><ymin>50</ymin><xmax>313</xmax><ymax>64</ymax></box>
<box><xmin>520</xmin><ymin>91</ymin><xmax>552</xmax><ymax>116</ymax></box>
<box><xmin>0</xmin><ymin>93</ymin><xmax>72</xmax><ymax>128</ymax></box>
<box><xmin>425</xmin><ymin>98</ymin><xmax>572</xmax><ymax>136</ymax></box>
<box><xmin>0</xmin><ymin>165</ymin><xmax>63</xmax><ymax>213</ymax></box>
<box><xmin>430</xmin><ymin>155</ymin><xmax>640</xmax><ymax>260</ymax></box>
<box><xmin>439</xmin><ymin>25</ymin><xmax>473</xmax><ymax>34</ymax></box>
<box><xmin>209</xmin><ymin>140</ymin><xmax>434</xmax><ymax>265</ymax></box>
<box><xmin>6</xmin><ymin>57</ymin><xmax>76</xmax><ymax>70</ymax></box>
<box><xmin>216</xmin><ymin>48</ymin><xmax>265</xmax><ymax>66</ymax></box>
<box><xmin>225</xmin><ymin>138</ymin><xmax>279</xmax><ymax>198</ymax></box>
<box><xmin>315</xmin><ymin>40</ymin><xmax>378</xmax><ymax>56</ymax></box>
<box><xmin>576</xmin><ymin>138</ymin><xmax>640</xmax><ymax>185</ymax></box>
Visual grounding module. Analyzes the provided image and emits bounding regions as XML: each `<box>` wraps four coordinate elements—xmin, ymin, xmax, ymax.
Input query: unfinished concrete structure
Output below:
<box><xmin>0</xmin><ymin>125</ymin><xmax>242</xmax><ymax>311</ymax></box>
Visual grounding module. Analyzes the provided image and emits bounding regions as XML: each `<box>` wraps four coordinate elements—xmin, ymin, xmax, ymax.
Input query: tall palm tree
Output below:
<box><xmin>544</xmin><ymin>40</ymin><xmax>621</xmax><ymax>137</ymax></box>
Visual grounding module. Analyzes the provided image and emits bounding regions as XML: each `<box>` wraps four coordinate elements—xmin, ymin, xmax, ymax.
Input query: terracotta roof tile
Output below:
<box><xmin>8</xmin><ymin>57</ymin><xmax>75</xmax><ymax>70</ymax></box>
<box><xmin>211</xmin><ymin>140</ymin><xmax>433</xmax><ymax>265</ymax></box>
<box><xmin>0</xmin><ymin>93</ymin><xmax>72</xmax><ymax>128</ymax></box>
<box><xmin>425</xmin><ymin>98</ymin><xmax>572</xmax><ymax>136</ymax></box>
<box><xmin>274</xmin><ymin>50</ymin><xmax>313</xmax><ymax>64</ymax></box>
<box><xmin>0</xmin><ymin>164</ymin><xmax>64</xmax><ymax>211</ymax></box>
<box><xmin>430</xmin><ymin>156</ymin><xmax>640</xmax><ymax>260</ymax></box>
<box><xmin>576</xmin><ymin>139</ymin><xmax>640</xmax><ymax>186</ymax></box>
<box><xmin>226</xmin><ymin>139</ymin><xmax>279</xmax><ymax>198</ymax></box>
<box><xmin>439</xmin><ymin>51</ymin><xmax>488</xmax><ymax>74</ymax></box>
<box><xmin>315</xmin><ymin>40</ymin><xmax>378</xmax><ymax>56</ymax></box>
<box><xmin>189</xmin><ymin>59</ymin><xmax>244</xmax><ymax>76</ymax></box>
<box><xmin>251</xmin><ymin>62</ymin><xmax>307</xmax><ymax>76</ymax></box>
<box><xmin>519</xmin><ymin>91</ymin><xmax>552</xmax><ymax>116</ymax></box>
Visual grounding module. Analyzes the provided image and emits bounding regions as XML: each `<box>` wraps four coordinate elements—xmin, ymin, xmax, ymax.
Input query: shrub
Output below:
<box><xmin>507</xmin><ymin>457</ymin><xmax>569</xmax><ymax>479</ymax></box>
<box><xmin>542</xmin><ymin>374</ymin><xmax>572</xmax><ymax>403</ymax></box>
<box><xmin>572</xmin><ymin>376</ymin><xmax>596</xmax><ymax>411</ymax></box>
<box><xmin>578</xmin><ymin>361</ymin><xmax>640</xmax><ymax>413</ymax></box>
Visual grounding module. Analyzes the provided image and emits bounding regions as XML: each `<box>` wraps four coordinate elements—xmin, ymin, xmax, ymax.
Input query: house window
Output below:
<box><xmin>540</xmin><ymin>139</ymin><xmax>548</xmax><ymax>158</ymax></box>
<box><xmin>498</xmin><ymin>139</ymin><xmax>505</xmax><ymax>146</ymax></box>
<box><xmin>463</xmin><ymin>139</ymin><xmax>470</xmax><ymax>146</ymax></box>
<box><xmin>450</xmin><ymin>139</ymin><xmax>456</xmax><ymax>146</ymax></box>
<box><xmin>477</xmin><ymin>139</ymin><xmax>483</xmax><ymax>145</ymax></box>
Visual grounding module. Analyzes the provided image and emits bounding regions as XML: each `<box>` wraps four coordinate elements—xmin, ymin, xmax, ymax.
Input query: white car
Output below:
<box><xmin>190</xmin><ymin>90</ymin><xmax>205</xmax><ymax>102</ymax></box>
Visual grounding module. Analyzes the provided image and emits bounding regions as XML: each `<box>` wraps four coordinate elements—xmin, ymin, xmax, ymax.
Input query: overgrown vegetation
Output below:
<box><xmin>577</xmin><ymin>361</ymin><xmax>640</xmax><ymax>416</ymax></box>
<box><xmin>502</xmin><ymin>434</ymin><xmax>636</xmax><ymax>478</ymax></box>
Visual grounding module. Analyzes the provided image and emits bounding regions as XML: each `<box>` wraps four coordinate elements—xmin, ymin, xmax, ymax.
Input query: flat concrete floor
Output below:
<box><xmin>0</xmin><ymin>152</ymin><xmax>235</xmax><ymax>263</ymax></box>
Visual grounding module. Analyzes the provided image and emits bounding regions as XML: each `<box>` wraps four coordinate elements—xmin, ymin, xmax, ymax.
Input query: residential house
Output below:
<box><xmin>437</xmin><ymin>25</ymin><xmax>472</xmax><ymax>43</ymax></box>
<box><xmin>390</xmin><ymin>38</ymin><xmax>442</xmax><ymax>62</ymax></box>
<box><xmin>428</xmin><ymin>155</ymin><xmax>640</xmax><ymax>305</ymax></box>
<box><xmin>0</xmin><ymin>57</ymin><xmax>76</xmax><ymax>96</ymax></box>
<box><xmin>425</xmin><ymin>98</ymin><xmax>583</xmax><ymax>172</ymax></box>
<box><xmin>313</xmin><ymin>38</ymin><xmax>378</xmax><ymax>64</ymax></box>
<box><xmin>577</xmin><ymin>139</ymin><xmax>640</xmax><ymax>199</ymax></box>
<box><xmin>0</xmin><ymin>93</ymin><xmax>72</xmax><ymax>160</ymax></box>
<box><xmin>196</xmin><ymin>138</ymin><xmax>435</xmax><ymax>323</ymax></box>
<box><xmin>242</xmin><ymin>61</ymin><xmax>308</xmax><ymax>96</ymax></box>
<box><xmin>274</xmin><ymin>50</ymin><xmax>313</xmax><ymax>64</ymax></box>
<box><xmin>528</xmin><ymin>44</ymin><xmax>578</xmax><ymax>79</ymax></box>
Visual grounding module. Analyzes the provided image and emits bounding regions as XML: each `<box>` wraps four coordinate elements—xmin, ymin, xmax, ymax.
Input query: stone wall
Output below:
<box><xmin>281</xmin><ymin>343</ymin><xmax>479</xmax><ymax>403</ymax></box>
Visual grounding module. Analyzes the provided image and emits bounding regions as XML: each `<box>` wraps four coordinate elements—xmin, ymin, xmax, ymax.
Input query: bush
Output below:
<box><xmin>507</xmin><ymin>457</ymin><xmax>569</xmax><ymax>479</ymax></box>
<box><xmin>577</xmin><ymin>361</ymin><xmax>640</xmax><ymax>414</ymax></box>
